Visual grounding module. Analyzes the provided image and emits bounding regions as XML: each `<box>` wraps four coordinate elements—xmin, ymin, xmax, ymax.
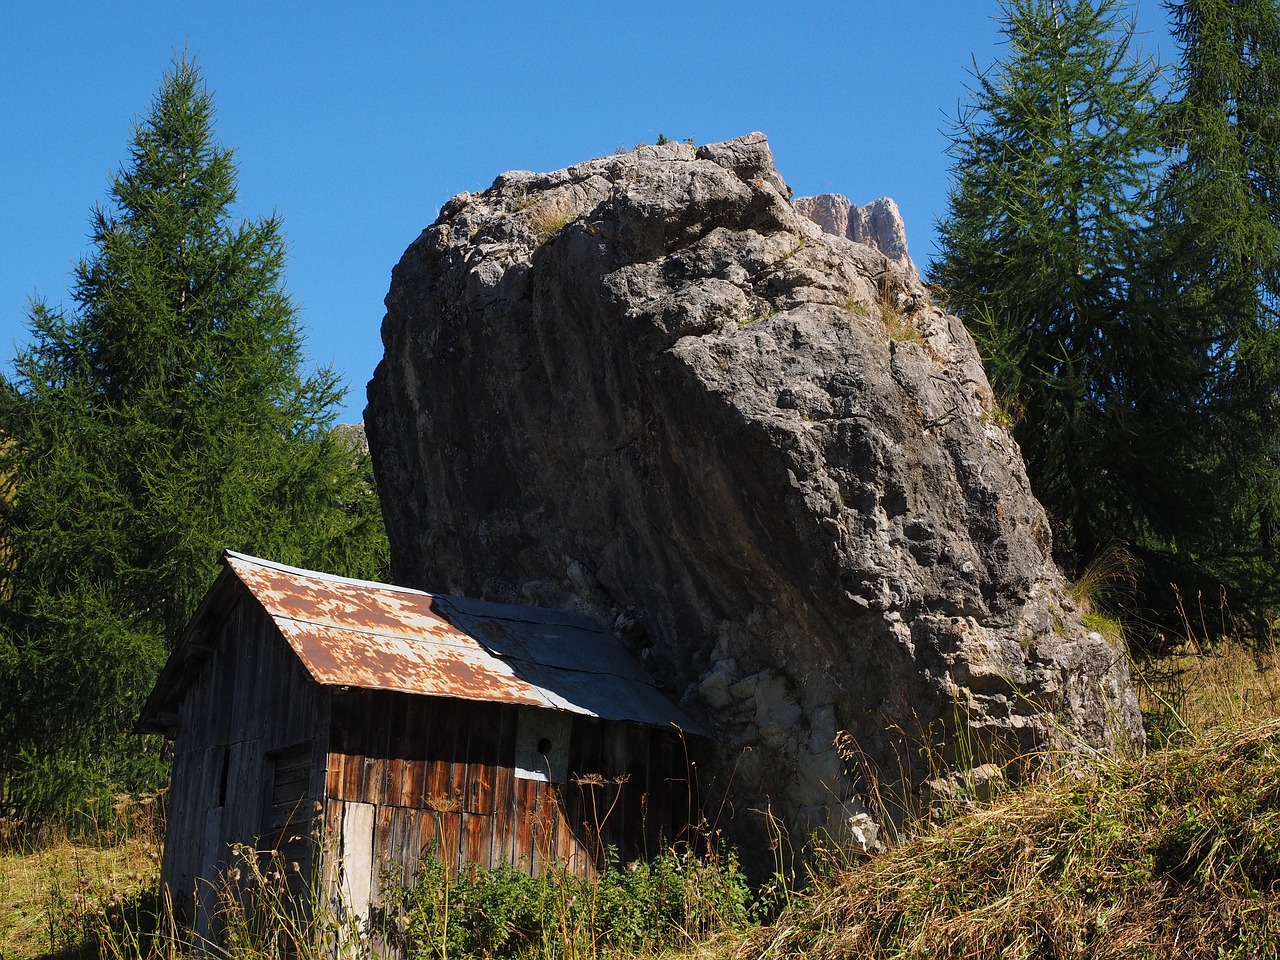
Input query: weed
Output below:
<box><xmin>778</xmin><ymin>241</ymin><xmax>805</xmax><ymax>262</ymax></box>
<box><xmin>1137</xmin><ymin>632</ymin><xmax>1280</xmax><ymax>747</ymax></box>
<box><xmin>19</xmin><ymin>609</ymin><xmax>1280</xmax><ymax>960</ymax></box>
<box><xmin>877</xmin><ymin>270</ymin><xmax>923</xmax><ymax>344</ymax></box>
<box><xmin>1065</xmin><ymin>544</ymin><xmax>1136</xmax><ymax>645</ymax></box>
<box><xmin>213</xmin><ymin>842</ymin><xmax>366</xmax><ymax>959</ymax></box>
<box><xmin>881</xmin><ymin>309</ymin><xmax>921</xmax><ymax>344</ymax></box>
<box><xmin>839</xmin><ymin>295</ymin><xmax>871</xmax><ymax>318</ymax></box>
<box><xmin>400</xmin><ymin>842</ymin><xmax>752</xmax><ymax>959</ymax></box>
<box><xmin>979</xmin><ymin>395</ymin><xmax>1024</xmax><ymax>431</ymax></box>
<box><xmin>524</xmin><ymin>197</ymin><xmax>575</xmax><ymax>245</ymax></box>
<box><xmin>1</xmin><ymin>792</ymin><xmax>164</xmax><ymax>959</ymax></box>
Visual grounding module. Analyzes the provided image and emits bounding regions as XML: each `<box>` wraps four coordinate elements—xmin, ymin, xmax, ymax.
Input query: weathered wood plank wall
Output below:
<box><xmin>161</xmin><ymin>594</ymin><xmax>329</xmax><ymax>940</ymax></box>
<box><xmin>323</xmin><ymin>687</ymin><xmax>692</xmax><ymax>917</ymax></box>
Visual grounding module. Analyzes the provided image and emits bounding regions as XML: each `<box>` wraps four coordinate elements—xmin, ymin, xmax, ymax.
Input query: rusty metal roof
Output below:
<box><xmin>139</xmin><ymin>551</ymin><xmax>704</xmax><ymax>735</ymax></box>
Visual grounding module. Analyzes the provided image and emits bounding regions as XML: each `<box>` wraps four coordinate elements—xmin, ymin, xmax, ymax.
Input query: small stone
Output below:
<box><xmin>845</xmin><ymin>813</ymin><xmax>881</xmax><ymax>855</ymax></box>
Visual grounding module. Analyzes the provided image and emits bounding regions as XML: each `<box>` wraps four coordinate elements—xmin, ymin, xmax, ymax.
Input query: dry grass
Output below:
<box><xmin>739</xmin><ymin>715</ymin><xmax>1280</xmax><ymax>960</ymax></box>
<box><xmin>524</xmin><ymin>196</ymin><xmax>576</xmax><ymax>245</ymax></box>
<box><xmin>881</xmin><ymin>308</ymin><xmax>922</xmax><ymax>345</ymax></box>
<box><xmin>877</xmin><ymin>270</ymin><xmax>923</xmax><ymax>344</ymax></box>
<box><xmin>838</xmin><ymin>294</ymin><xmax>872</xmax><ymax>318</ymax></box>
<box><xmin>712</xmin><ymin>632</ymin><xmax>1280</xmax><ymax>960</ymax></box>
<box><xmin>1138</xmin><ymin>637</ymin><xmax>1280</xmax><ymax>744</ymax></box>
<box><xmin>1066</xmin><ymin>544</ymin><xmax>1138</xmax><ymax>641</ymax></box>
<box><xmin>0</xmin><ymin>795</ymin><xmax>163</xmax><ymax>959</ymax></box>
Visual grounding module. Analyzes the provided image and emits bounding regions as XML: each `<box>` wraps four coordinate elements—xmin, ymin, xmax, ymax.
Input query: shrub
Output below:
<box><xmin>400</xmin><ymin>843</ymin><xmax>752</xmax><ymax>959</ymax></box>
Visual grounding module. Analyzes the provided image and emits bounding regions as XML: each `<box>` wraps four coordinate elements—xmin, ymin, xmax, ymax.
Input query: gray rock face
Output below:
<box><xmin>366</xmin><ymin>133</ymin><xmax>1143</xmax><ymax>857</ymax></box>
<box><xmin>794</xmin><ymin>193</ymin><xmax>919</xmax><ymax>277</ymax></box>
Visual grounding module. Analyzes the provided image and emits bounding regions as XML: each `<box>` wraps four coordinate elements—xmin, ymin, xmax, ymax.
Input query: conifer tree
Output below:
<box><xmin>933</xmin><ymin>0</ymin><xmax>1164</xmax><ymax>572</ymax></box>
<box><xmin>1148</xmin><ymin>0</ymin><xmax>1280</xmax><ymax>614</ymax></box>
<box><xmin>0</xmin><ymin>58</ymin><xmax>388</xmax><ymax>815</ymax></box>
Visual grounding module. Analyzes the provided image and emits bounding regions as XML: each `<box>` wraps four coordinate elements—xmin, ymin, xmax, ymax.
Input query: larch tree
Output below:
<box><xmin>932</xmin><ymin>0</ymin><xmax>1167</xmax><ymax>576</ymax></box>
<box><xmin>1146</xmin><ymin>0</ymin><xmax>1280</xmax><ymax>618</ymax></box>
<box><xmin>0</xmin><ymin>58</ymin><xmax>388</xmax><ymax>816</ymax></box>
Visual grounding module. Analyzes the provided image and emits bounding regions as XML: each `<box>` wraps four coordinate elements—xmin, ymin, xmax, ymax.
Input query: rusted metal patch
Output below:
<box><xmin>272</xmin><ymin>619</ymin><xmax>551</xmax><ymax>708</ymax></box>
<box><xmin>223</xmin><ymin>552</ymin><xmax>705</xmax><ymax>734</ymax></box>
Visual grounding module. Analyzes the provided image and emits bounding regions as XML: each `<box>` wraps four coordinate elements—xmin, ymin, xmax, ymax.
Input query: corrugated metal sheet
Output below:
<box><xmin>224</xmin><ymin>551</ymin><xmax>705</xmax><ymax>734</ymax></box>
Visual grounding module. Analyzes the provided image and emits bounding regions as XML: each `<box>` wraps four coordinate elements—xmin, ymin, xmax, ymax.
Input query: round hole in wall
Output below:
<box><xmin>537</xmin><ymin>737</ymin><xmax>552</xmax><ymax>755</ymax></box>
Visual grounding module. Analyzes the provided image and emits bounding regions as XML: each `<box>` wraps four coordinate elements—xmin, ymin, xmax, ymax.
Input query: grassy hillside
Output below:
<box><xmin>4</xmin><ymin>641</ymin><xmax>1279</xmax><ymax>959</ymax></box>
<box><xmin>735</xmin><ymin>638</ymin><xmax>1280</xmax><ymax>960</ymax></box>
<box><xmin>747</xmin><ymin>721</ymin><xmax>1280</xmax><ymax>958</ymax></box>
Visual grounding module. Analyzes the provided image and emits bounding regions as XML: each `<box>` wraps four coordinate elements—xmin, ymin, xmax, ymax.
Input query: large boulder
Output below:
<box><xmin>365</xmin><ymin>133</ymin><xmax>1143</xmax><ymax>856</ymax></box>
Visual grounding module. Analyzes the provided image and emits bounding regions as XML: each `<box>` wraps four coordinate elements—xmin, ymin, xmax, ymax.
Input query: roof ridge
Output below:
<box><xmin>223</xmin><ymin>549</ymin><xmax>430</xmax><ymax>598</ymax></box>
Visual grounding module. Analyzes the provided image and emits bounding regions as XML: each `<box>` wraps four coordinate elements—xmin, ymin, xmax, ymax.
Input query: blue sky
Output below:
<box><xmin>2</xmin><ymin>1</ymin><xmax>1173</xmax><ymax>423</ymax></box>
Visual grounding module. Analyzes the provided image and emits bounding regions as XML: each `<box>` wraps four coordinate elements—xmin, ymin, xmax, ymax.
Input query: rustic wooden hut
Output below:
<box><xmin>137</xmin><ymin>550</ymin><xmax>705</xmax><ymax>940</ymax></box>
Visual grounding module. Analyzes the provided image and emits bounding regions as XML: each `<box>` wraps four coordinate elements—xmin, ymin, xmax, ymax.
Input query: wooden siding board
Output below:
<box><xmin>344</xmin><ymin>750</ymin><xmax>364</xmax><ymax>801</ymax></box>
<box><xmin>490</xmin><ymin>761</ymin><xmax>516</xmax><ymax>869</ymax></box>
<box><xmin>310</xmin><ymin>694</ymin><xmax>333</xmax><ymax>811</ymax></box>
<box><xmin>401</xmin><ymin>757</ymin><xmax>426</xmax><ymax>810</ymax></box>
<box><xmin>466</xmin><ymin>703</ymin><xmax>500</xmax><ymax>816</ymax></box>
<box><xmin>416</xmin><ymin>811</ymin><xmax>438</xmax><ymax>871</ymax></box>
<box><xmin>530</xmin><ymin>782</ymin><xmax>553</xmax><ymax>876</ymax></box>
<box><xmin>513</xmin><ymin>777</ymin><xmax>535</xmax><ymax>871</ymax></box>
<box><xmin>447</xmin><ymin>701</ymin><xmax>471</xmax><ymax>815</ymax></box>
<box><xmin>161</xmin><ymin>589</ymin><xmax>328</xmax><ymax>935</ymax></box>
<box><xmin>614</xmin><ymin>724</ymin><xmax>636</xmax><ymax>855</ymax></box>
<box><xmin>320</xmin><ymin>799</ymin><xmax>342</xmax><ymax>914</ymax></box>
<box><xmin>385</xmin><ymin>762</ymin><xmax>405</xmax><ymax>810</ymax></box>
<box><xmin>370</xmin><ymin>804</ymin><xmax>395</xmax><ymax>907</ymax></box>
<box><xmin>399</xmin><ymin>696</ymin><xmax>430</xmax><ymax>808</ymax></box>
<box><xmin>552</xmin><ymin>784</ymin><xmax>575</xmax><ymax>874</ymax></box>
<box><xmin>362</xmin><ymin>694</ymin><xmax>388</xmax><ymax>805</ymax></box>
<box><xmin>384</xmin><ymin>693</ymin><xmax>409</xmax><ymax>807</ymax></box>
<box><xmin>361</xmin><ymin>754</ymin><xmax>386</xmax><ymax>807</ymax></box>
<box><xmin>461</xmin><ymin>812</ymin><xmax>488</xmax><ymax>869</ymax></box>
<box><xmin>424</xmin><ymin>699</ymin><xmax>459</xmax><ymax>811</ymax></box>
<box><xmin>264</xmin><ymin>742</ymin><xmax>315</xmax><ymax>874</ymax></box>
<box><xmin>424</xmin><ymin>759</ymin><xmax>452</xmax><ymax>814</ymax></box>
<box><xmin>338</xmin><ymin>801</ymin><xmax>376</xmax><ymax>928</ymax></box>
<box><xmin>465</xmin><ymin>766</ymin><xmax>492</xmax><ymax>819</ymax></box>
<box><xmin>327</xmin><ymin>751</ymin><xmax>345</xmax><ymax>799</ymax></box>
<box><xmin>386</xmin><ymin>809</ymin><xmax>407</xmax><ymax>889</ymax></box>
<box><xmin>229</xmin><ymin>606</ymin><xmax>254</xmax><ymax>746</ymax></box>
<box><xmin>271</xmin><ymin>752</ymin><xmax>311</xmax><ymax>806</ymax></box>
<box><xmin>488</xmin><ymin>706</ymin><xmax>517</xmax><ymax>868</ymax></box>
<box><xmin>436</xmin><ymin>812</ymin><xmax>462</xmax><ymax>874</ymax></box>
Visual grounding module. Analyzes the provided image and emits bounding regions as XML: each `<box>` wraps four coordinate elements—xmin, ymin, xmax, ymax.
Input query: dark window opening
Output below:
<box><xmin>217</xmin><ymin>747</ymin><xmax>231</xmax><ymax>808</ymax></box>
